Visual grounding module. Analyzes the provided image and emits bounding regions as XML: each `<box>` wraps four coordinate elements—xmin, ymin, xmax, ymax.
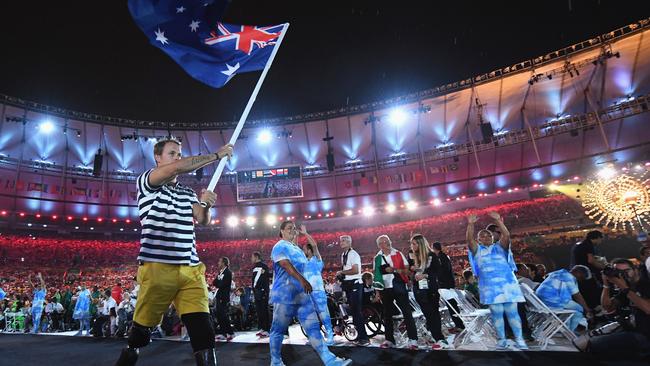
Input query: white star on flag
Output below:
<box><xmin>189</xmin><ymin>20</ymin><xmax>201</xmax><ymax>32</ymax></box>
<box><xmin>154</xmin><ymin>28</ymin><xmax>169</xmax><ymax>45</ymax></box>
<box><xmin>176</xmin><ymin>6</ymin><xmax>186</xmax><ymax>13</ymax></box>
<box><xmin>221</xmin><ymin>63</ymin><xmax>240</xmax><ymax>83</ymax></box>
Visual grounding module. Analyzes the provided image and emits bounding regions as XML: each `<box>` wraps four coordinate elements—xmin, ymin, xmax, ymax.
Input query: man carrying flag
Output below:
<box><xmin>118</xmin><ymin>1</ymin><xmax>287</xmax><ymax>365</ymax></box>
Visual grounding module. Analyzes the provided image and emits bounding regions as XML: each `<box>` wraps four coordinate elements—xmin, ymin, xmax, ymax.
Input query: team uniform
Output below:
<box><xmin>304</xmin><ymin>256</ymin><xmax>334</xmax><ymax>342</ymax></box>
<box><xmin>134</xmin><ymin>168</ymin><xmax>208</xmax><ymax>326</ymax></box>
<box><xmin>468</xmin><ymin>242</ymin><xmax>526</xmax><ymax>348</ymax></box>
<box><xmin>535</xmin><ymin>269</ymin><xmax>584</xmax><ymax>331</ymax></box>
<box><xmin>31</xmin><ymin>288</ymin><xmax>46</xmax><ymax>333</ymax></box>
<box><xmin>269</xmin><ymin>239</ymin><xmax>345</xmax><ymax>366</ymax></box>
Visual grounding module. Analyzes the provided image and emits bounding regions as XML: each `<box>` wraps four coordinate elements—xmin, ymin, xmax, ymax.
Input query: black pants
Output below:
<box><xmin>344</xmin><ymin>282</ymin><xmax>368</xmax><ymax>341</ymax></box>
<box><xmin>254</xmin><ymin>293</ymin><xmax>270</xmax><ymax>332</ymax></box>
<box><xmin>414</xmin><ymin>288</ymin><xmax>444</xmax><ymax>341</ymax></box>
<box><xmin>93</xmin><ymin>315</ymin><xmax>110</xmax><ymax>337</ymax></box>
<box><xmin>381</xmin><ymin>287</ymin><xmax>417</xmax><ymax>343</ymax></box>
<box><xmin>216</xmin><ymin>298</ymin><xmax>233</xmax><ymax>335</ymax></box>
<box><xmin>446</xmin><ymin>298</ymin><xmax>465</xmax><ymax>329</ymax></box>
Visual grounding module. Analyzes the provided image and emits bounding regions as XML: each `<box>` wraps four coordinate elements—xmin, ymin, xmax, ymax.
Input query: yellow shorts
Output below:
<box><xmin>133</xmin><ymin>261</ymin><xmax>209</xmax><ymax>327</ymax></box>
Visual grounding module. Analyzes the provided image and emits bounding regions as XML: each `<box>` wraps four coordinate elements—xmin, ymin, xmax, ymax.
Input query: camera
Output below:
<box><xmin>603</xmin><ymin>264</ymin><xmax>624</xmax><ymax>278</ymax></box>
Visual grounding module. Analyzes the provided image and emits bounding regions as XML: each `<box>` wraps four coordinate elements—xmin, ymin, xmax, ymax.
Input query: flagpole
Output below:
<box><xmin>200</xmin><ymin>22</ymin><xmax>290</xmax><ymax>206</ymax></box>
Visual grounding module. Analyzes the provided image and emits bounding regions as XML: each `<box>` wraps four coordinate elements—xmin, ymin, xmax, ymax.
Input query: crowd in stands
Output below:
<box><xmin>1</xmin><ymin>193</ymin><xmax>648</xmax><ymax>356</ymax></box>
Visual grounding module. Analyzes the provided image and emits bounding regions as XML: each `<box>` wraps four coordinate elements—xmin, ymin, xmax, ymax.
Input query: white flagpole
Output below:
<box><xmin>201</xmin><ymin>22</ymin><xmax>290</xmax><ymax>206</ymax></box>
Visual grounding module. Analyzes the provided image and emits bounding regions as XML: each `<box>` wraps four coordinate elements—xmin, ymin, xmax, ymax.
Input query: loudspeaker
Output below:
<box><xmin>326</xmin><ymin>153</ymin><xmax>335</xmax><ymax>172</ymax></box>
<box><xmin>480</xmin><ymin>123</ymin><xmax>494</xmax><ymax>144</ymax></box>
<box><xmin>93</xmin><ymin>152</ymin><xmax>103</xmax><ymax>177</ymax></box>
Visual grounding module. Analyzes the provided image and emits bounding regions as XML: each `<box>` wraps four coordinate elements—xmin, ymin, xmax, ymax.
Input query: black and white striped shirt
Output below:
<box><xmin>136</xmin><ymin>169</ymin><xmax>200</xmax><ymax>265</ymax></box>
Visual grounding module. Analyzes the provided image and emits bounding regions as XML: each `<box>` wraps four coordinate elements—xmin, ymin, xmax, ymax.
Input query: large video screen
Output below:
<box><xmin>236</xmin><ymin>165</ymin><xmax>303</xmax><ymax>202</ymax></box>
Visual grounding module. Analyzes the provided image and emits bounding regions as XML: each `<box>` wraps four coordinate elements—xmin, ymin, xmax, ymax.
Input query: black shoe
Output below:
<box><xmin>115</xmin><ymin>347</ymin><xmax>139</xmax><ymax>366</ymax></box>
<box><xmin>194</xmin><ymin>348</ymin><xmax>217</xmax><ymax>366</ymax></box>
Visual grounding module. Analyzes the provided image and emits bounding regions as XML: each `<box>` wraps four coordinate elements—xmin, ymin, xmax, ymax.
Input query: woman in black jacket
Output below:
<box><xmin>409</xmin><ymin>234</ymin><xmax>448</xmax><ymax>349</ymax></box>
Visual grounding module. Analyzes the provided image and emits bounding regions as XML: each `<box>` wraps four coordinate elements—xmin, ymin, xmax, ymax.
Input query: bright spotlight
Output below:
<box><xmin>344</xmin><ymin>210</ymin><xmax>353</xmax><ymax>216</ymax></box>
<box><xmin>362</xmin><ymin>206</ymin><xmax>375</xmax><ymax>217</ymax></box>
<box><xmin>388</xmin><ymin>108</ymin><xmax>407</xmax><ymax>126</ymax></box>
<box><xmin>406</xmin><ymin>201</ymin><xmax>418</xmax><ymax>210</ymax></box>
<box><xmin>598</xmin><ymin>166</ymin><xmax>616</xmax><ymax>179</ymax></box>
<box><xmin>226</xmin><ymin>216</ymin><xmax>239</xmax><ymax>228</ymax></box>
<box><xmin>39</xmin><ymin>120</ymin><xmax>55</xmax><ymax>134</ymax></box>
<box><xmin>385</xmin><ymin>204</ymin><xmax>396</xmax><ymax>213</ymax></box>
<box><xmin>257</xmin><ymin>130</ymin><xmax>272</xmax><ymax>144</ymax></box>
<box><xmin>245</xmin><ymin>216</ymin><xmax>257</xmax><ymax>226</ymax></box>
<box><xmin>265</xmin><ymin>214</ymin><xmax>277</xmax><ymax>226</ymax></box>
<box><xmin>431</xmin><ymin>198</ymin><xmax>441</xmax><ymax>206</ymax></box>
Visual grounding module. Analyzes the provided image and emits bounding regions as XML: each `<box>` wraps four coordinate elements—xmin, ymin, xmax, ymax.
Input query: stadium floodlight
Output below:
<box><xmin>598</xmin><ymin>166</ymin><xmax>617</xmax><ymax>179</ymax></box>
<box><xmin>226</xmin><ymin>216</ymin><xmax>239</xmax><ymax>228</ymax></box>
<box><xmin>385</xmin><ymin>204</ymin><xmax>396</xmax><ymax>213</ymax></box>
<box><xmin>362</xmin><ymin>206</ymin><xmax>375</xmax><ymax>217</ymax></box>
<box><xmin>388</xmin><ymin>108</ymin><xmax>407</xmax><ymax>126</ymax></box>
<box><xmin>406</xmin><ymin>201</ymin><xmax>418</xmax><ymax>210</ymax></box>
<box><xmin>431</xmin><ymin>198</ymin><xmax>441</xmax><ymax>206</ymax></box>
<box><xmin>245</xmin><ymin>216</ymin><xmax>257</xmax><ymax>226</ymax></box>
<box><xmin>265</xmin><ymin>214</ymin><xmax>277</xmax><ymax>226</ymax></box>
<box><xmin>39</xmin><ymin>120</ymin><xmax>55</xmax><ymax>134</ymax></box>
<box><xmin>343</xmin><ymin>210</ymin><xmax>353</xmax><ymax>216</ymax></box>
<box><xmin>257</xmin><ymin>129</ymin><xmax>272</xmax><ymax>144</ymax></box>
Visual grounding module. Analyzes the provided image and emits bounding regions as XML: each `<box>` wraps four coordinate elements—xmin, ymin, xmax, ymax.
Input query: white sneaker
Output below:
<box><xmin>327</xmin><ymin>357</ymin><xmax>352</xmax><ymax>366</ymax></box>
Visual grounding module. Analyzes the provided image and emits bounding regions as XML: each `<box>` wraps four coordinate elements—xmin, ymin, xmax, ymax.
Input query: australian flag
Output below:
<box><xmin>128</xmin><ymin>0</ymin><xmax>286</xmax><ymax>88</ymax></box>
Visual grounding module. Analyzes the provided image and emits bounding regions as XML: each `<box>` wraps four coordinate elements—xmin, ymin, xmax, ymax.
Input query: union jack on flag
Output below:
<box><xmin>128</xmin><ymin>0</ymin><xmax>286</xmax><ymax>88</ymax></box>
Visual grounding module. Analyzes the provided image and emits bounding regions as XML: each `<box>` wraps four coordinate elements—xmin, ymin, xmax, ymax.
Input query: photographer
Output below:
<box><xmin>336</xmin><ymin>235</ymin><xmax>369</xmax><ymax>346</ymax></box>
<box><xmin>580</xmin><ymin>258</ymin><xmax>650</xmax><ymax>355</ymax></box>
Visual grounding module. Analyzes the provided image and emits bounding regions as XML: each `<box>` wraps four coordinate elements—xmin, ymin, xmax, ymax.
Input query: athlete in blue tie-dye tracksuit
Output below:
<box><xmin>467</xmin><ymin>212</ymin><xmax>528</xmax><ymax>350</ymax></box>
<box><xmin>535</xmin><ymin>268</ymin><xmax>592</xmax><ymax>332</ymax></box>
<box><xmin>28</xmin><ymin>273</ymin><xmax>47</xmax><ymax>334</ymax></box>
<box><xmin>299</xmin><ymin>224</ymin><xmax>335</xmax><ymax>344</ymax></box>
<box><xmin>269</xmin><ymin>221</ymin><xmax>351</xmax><ymax>366</ymax></box>
<box><xmin>73</xmin><ymin>286</ymin><xmax>92</xmax><ymax>336</ymax></box>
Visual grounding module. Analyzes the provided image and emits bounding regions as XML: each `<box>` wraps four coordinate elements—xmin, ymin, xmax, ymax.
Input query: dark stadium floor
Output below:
<box><xmin>1</xmin><ymin>333</ymin><xmax>649</xmax><ymax>366</ymax></box>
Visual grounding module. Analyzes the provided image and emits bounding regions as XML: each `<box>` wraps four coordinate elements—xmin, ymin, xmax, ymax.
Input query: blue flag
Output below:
<box><xmin>128</xmin><ymin>0</ymin><xmax>285</xmax><ymax>88</ymax></box>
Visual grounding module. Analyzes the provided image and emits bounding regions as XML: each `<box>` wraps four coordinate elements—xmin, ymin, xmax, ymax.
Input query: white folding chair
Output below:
<box><xmin>439</xmin><ymin>289</ymin><xmax>494</xmax><ymax>349</ymax></box>
<box><xmin>519</xmin><ymin>283</ymin><xmax>577</xmax><ymax>350</ymax></box>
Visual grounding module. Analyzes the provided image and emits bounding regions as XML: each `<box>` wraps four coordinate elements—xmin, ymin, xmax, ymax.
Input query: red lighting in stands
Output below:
<box><xmin>36</xmin><ymin>213</ymin><xmax>41</xmax><ymax>218</ymax></box>
<box><xmin>67</xmin><ymin>216</ymin><xmax>73</xmax><ymax>221</ymax></box>
<box><xmin>317</xmin><ymin>213</ymin><xmax>322</xmax><ymax>218</ymax></box>
<box><xmin>461</xmin><ymin>195</ymin><xmax>466</xmax><ymax>199</ymax></box>
<box><xmin>112</xmin><ymin>218</ymin><xmax>117</xmax><ymax>223</ymax></box>
<box><xmin>0</xmin><ymin>211</ymin><xmax>6</xmax><ymax>216</ymax></box>
<box><xmin>553</xmin><ymin>180</ymin><xmax>560</xmax><ymax>184</ymax></box>
<box><xmin>97</xmin><ymin>218</ymin><xmax>103</xmax><ymax>222</ymax></box>
<box><xmin>83</xmin><ymin>217</ymin><xmax>88</xmax><ymax>221</ymax></box>
<box><xmin>52</xmin><ymin>215</ymin><xmax>58</xmax><ymax>220</ymax></box>
<box><xmin>329</xmin><ymin>212</ymin><xmax>334</xmax><ymax>217</ymax></box>
<box><xmin>445</xmin><ymin>198</ymin><xmax>451</xmax><ymax>202</ymax></box>
<box><xmin>19</xmin><ymin>212</ymin><xmax>25</xmax><ymax>217</ymax></box>
<box><xmin>533</xmin><ymin>184</ymin><xmax>538</xmax><ymax>188</ymax></box>
<box><xmin>514</xmin><ymin>187</ymin><xmax>519</xmax><ymax>191</ymax></box>
<box><xmin>304</xmin><ymin>215</ymin><xmax>309</xmax><ymax>219</ymax></box>
<box><xmin>497</xmin><ymin>190</ymin><xmax>502</xmax><ymax>194</ymax></box>
<box><xmin>215</xmin><ymin>219</ymin><xmax>220</xmax><ymax>224</ymax></box>
<box><xmin>125</xmin><ymin>219</ymin><xmax>131</xmax><ymax>224</ymax></box>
